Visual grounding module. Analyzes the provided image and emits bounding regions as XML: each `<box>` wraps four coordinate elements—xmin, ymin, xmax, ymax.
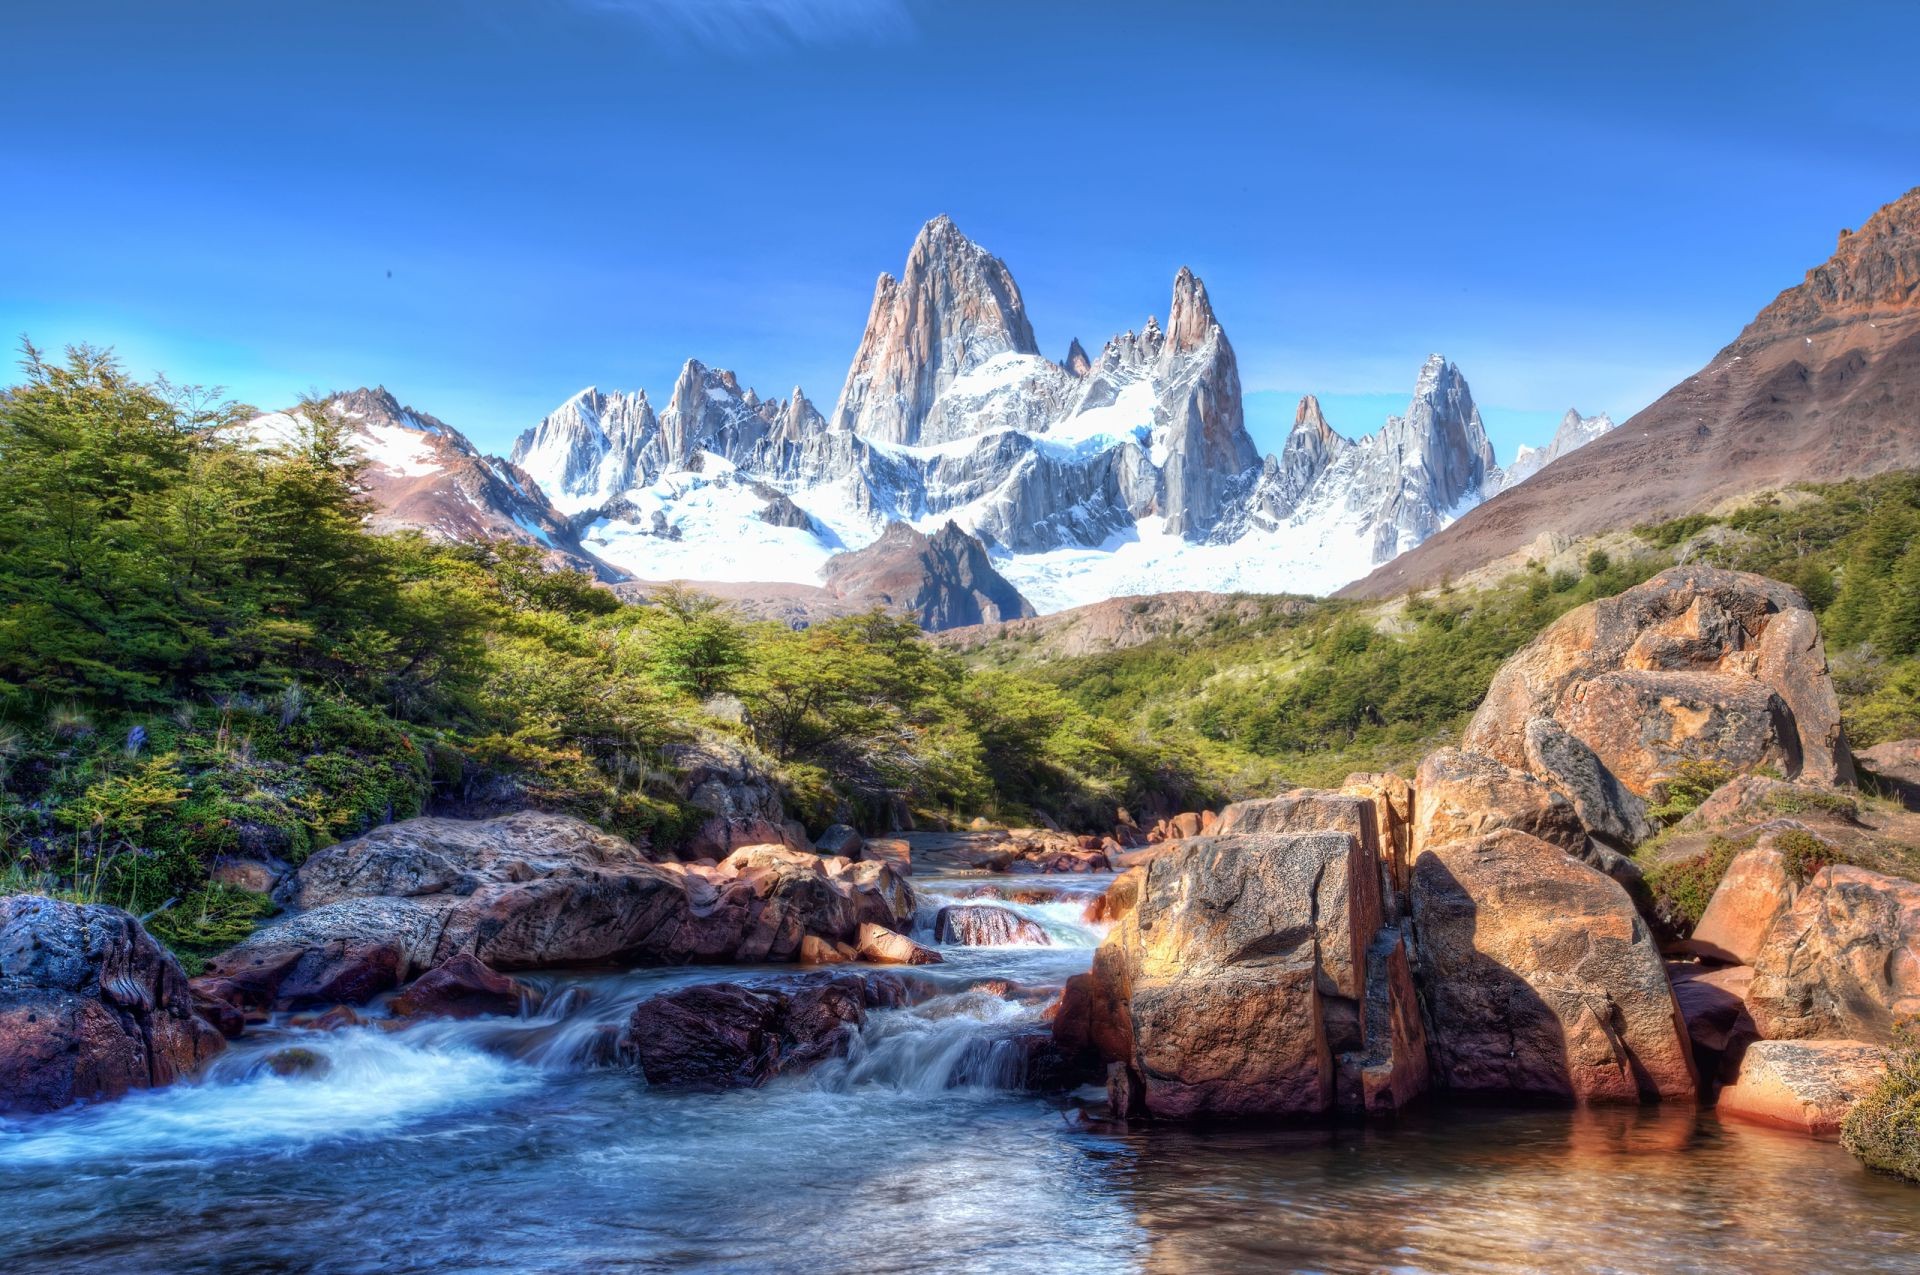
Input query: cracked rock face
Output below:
<box><xmin>0</xmin><ymin>896</ymin><xmax>226</xmax><ymax>1113</ymax></box>
<box><xmin>1410</xmin><ymin>828</ymin><xmax>1696</xmax><ymax>1104</ymax></box>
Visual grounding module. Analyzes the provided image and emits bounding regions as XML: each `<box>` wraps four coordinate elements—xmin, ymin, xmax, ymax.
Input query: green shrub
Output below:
<box><xmin>1648</xmin><ymin>760</ymin><xmax>1739</xmax><ymax>824</ymax></box>
<box><xmin>1763</xmin><ymin>787</ymin><xmax>1859</xmax><ymax>822</ymax></box>
<box><xmin>1642</xmin><ymin>834</ymin><xmax>1751</xmax><ymax>930</ymax></box>
<box><xmin>1843</xmin><ymin>1020</ymin><xmax>1920</xmax><ymax>1184</ymax></box>
<box><xmin>1772</xmin><ymin>828</ymin><xmax>1853</xmax><ymax>886</ymax></box>
<box><xmin>144</xmin><ymin>883</ymin><xmax>279</xmax><ymax>975</ymax></box>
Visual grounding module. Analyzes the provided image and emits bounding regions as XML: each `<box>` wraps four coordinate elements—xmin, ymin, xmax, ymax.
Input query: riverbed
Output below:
<box><xmin>2</xmin><ymin>871</ymin><xmax>1916</xmax><ymax>1274</ymax></box>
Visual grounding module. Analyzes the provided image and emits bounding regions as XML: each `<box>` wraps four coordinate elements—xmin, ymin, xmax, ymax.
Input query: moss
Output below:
<box><xmin>1842</xmin><ymin>1021</ymin><xmax>1920</xmax><ymax>1185</ymax></box>
<box><xmin>145</xmin><ymin>883</ymin><xmax>279</xmax><ymax>975</ymax></box>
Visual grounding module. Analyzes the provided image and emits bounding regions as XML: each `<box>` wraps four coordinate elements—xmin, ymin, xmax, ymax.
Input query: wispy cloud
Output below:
<box><xmin>557</xmin><ymin>0</ymin><xmax>922</xmax><ymax>53</ymax></box>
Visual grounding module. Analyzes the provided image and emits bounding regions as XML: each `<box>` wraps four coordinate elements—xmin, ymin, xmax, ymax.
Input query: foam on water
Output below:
<box><xmin>0</xmin><ymin>1025</ymin><xmax>537</xmax><ymax>1167</ymax></box>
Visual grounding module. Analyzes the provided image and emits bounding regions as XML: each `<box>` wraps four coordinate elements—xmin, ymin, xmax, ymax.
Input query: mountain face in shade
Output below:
<box><xmin>1343</xmin><ymin>185</ymin><xmax>1920</xmax><ymax>600</ymax></box>
<box><xmin>821</xmin><ymin>520</ymin><xmax>1036</xmax><ymax>630</ymax></box>
<box><xmin>233</xmin><ymin>389</ymin><xmax>616</xmax><ymax>578</ymax></box>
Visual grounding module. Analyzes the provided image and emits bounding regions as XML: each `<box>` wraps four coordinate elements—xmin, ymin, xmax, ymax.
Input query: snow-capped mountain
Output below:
<box><xmin>1493</xmin><ymin>408</ymin><xmax>1616</xmax><ymax>492</ymax></box>
<box><xmin>507</xmin><ymin>216</ymin><xmax>1523</xmax><ymax>612</ymax></box>
<box><xmin>233</xmin><ymin>388</ymin><xmax>614</xmax><ymax>577</ymax></box>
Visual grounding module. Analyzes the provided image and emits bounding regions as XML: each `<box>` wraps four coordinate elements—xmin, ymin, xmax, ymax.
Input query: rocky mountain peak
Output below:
<box><xmin>1742</xmin><ymin>185</ymin><xmax>1920</xmax><ymax>344</ymax></box>
<box><xmin>1063</xmin><ymin>338</ymin><xmax>1091</xmax><ymax>378</ymax></box>
<box><xmin>830</xmin><ymin>214</ymin><xmax>1040</xmax><ymax>446</ymax></box>
<box><xmin>1164</xmin><ymin>266</ymin><xmax>1219</xmax><ymax>355</ymax></box>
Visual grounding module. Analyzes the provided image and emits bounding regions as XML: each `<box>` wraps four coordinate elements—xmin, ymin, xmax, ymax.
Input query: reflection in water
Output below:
<box><xmin>0</xmin><ymin>872</ymin><xmax>1914</xmax><ymax>1274</ymax></box>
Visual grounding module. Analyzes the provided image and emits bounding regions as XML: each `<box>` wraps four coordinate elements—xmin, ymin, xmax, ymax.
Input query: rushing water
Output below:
<box><xmin>3</xmin><ymin>871</ymin><xmax>1917</xmax><ymax>1274</ymax></box>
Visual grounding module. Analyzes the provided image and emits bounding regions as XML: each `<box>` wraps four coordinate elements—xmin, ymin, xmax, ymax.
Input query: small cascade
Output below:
<box><xmin>803</xmin><ymin>988</ymin><xmax>1044</xmax><ymax>1094</ymax></box>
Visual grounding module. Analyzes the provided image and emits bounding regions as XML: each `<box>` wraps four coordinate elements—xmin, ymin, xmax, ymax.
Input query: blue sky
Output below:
<box><xmin>3</xmin><ymin>2</ymin><xmax>1917</xmax><ymax>462</ymax></box>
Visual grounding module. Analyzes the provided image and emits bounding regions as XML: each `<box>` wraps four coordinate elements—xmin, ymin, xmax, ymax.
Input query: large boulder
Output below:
<box><xmin>1210</xmin><ymin>794</ymin><xmax>1384</xmax><ymax>1000</ymax></box>
<box><xmin>1717</xmin><ymin>1039</ymin><xmax>1885</xmax><ymax>1137</ymax></box>
<box><xmin>1074</xmin><ymin>829</ymin><xmax>1409</xmax><ymax>1120</ymax></box>
<box><xmin>388</xmin><ymin>953</ymin><xmax>535</xmax><ymax>1021</ymax></box>
<box><xmin>1685</xmin><ymin>837</ymin><xmax>1796</xmax><ymax>966</ymax></box>
<box><xmin>619</xmin><ymin>972</ymin><xmax>911</xmax><ymax>1088</ymax></box>
<box><xmin>0</xmin><ymin>896</ymin><xmax>226</xmax><ymax>1113</ymax></box>
<box><xmin>205</xmin><ymin>814</ymin><xmax>698</xmax><ymax>1009</ymax></box>
<box><xmin>1747</xmin><ymin>865</ymin><xmax>1920</xmax><ymax>1043</ymax></box>
<box><xmin>855</xmin><ymin>923</ymin><xmax>942</xmax><ymax>965</ymax></box>
<box><xmin>1464</xmin><ymin>567</ymin><xmax>1853</xmax><ymax>804</ymax></box>
<box><xmin>934</xmin><ymin>904</ymin><xmax>1050</xmax><ymax>947</ymax></box>
<box><xmin>1412</xmin><ymin>747</ymin><xmax>1586</xmax><ymax>859</ymax></box>
<box><xmin>1410</xmin><ymin>829</ymin><xmax>1697</xmax><ymax>1103</ymax></box>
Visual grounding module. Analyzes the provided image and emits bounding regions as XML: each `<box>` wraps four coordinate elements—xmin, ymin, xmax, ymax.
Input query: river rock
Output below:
<box><xmin>1084</xmin><ymin>867</ymin><xmax>1145</xmax><ymax>924</ymax></box>
<box><xmin>1716</xmin><ymin>1039</ymin><xmax>1885</xmax><ymax>1136</ymax></box>
<box><xmin>389</xmin><ymin>953</ymin><xmax>534</xmax><ymax>1020</ymax></box>
<box><xmin>1463</xmin><ymin>566</ymin><xmax>1853</xmax><ymax>798</ymax></box>
<box><xmin>1747</xmin><ymin>864</ymin><xmax>1920</xmax><ymax>1043</ymax></box>
<box><xmin>815</xmin><ymin>824</ymin><xmax>864</xmax><ymax>857</ymax></box>
<box><xmin>1410</xmin><ymin>829</ymin><xmax>1696</xmax><ymax>1103</ymax></box>
<box><xmin>857</xmin><ymin>837</ymin><xmax>913</xmax><ymax>875</ymax></box>
<box><xmin>0</xmin><ymin>896</ymin><xmax>226</xmax><ymax>1114</ymax></box>
<box><xmin>621</xmin><ymin>973</ymin><xmax>909</xmax><ymax>1088</ymax></box>
<box><xmin>856</xmin><ymin>923</ymin><xmax>943</xmax><ymax>965</ymax></box>
<box><xmin>934</xmin><ymin>904</ymin><xmax>1050</xmax><ymax>946</ymax></box>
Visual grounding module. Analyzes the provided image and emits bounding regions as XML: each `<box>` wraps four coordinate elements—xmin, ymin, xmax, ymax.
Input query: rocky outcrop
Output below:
<box><xmin>1857</xmin><ymin>739</ymin><xmax>1920</xmax><ymax>810</ymax></box>
<box><xmin>831</xmin><ymin>214</ymin><xmax>1042</xmax><ymax>447</ymax></box>
<box><xmin>1747</xmin><ymin>864</ymin><xmax>1920</xmax><ymax>1043</ymax></box>
<box><xmin>821</xmin><ymin>520</ymin><xmax>1035</xmax><ymax>629</ymax></box>
<box><xmin>1463</xmin><ymin>567</ymin><xmax>1853</xmax><ymax>819</ymax></box>
<box><xmin>198</xmin><ymin>814</ymin><xmax>914</xmax><ymax>1011</ymax></box>
<box><xmin>620</xmin><ymin>972</ymin><xmax>915</xmax><ymax>1088</ymax></box>
<box><xmin>0</xmin><ymin>896</ymin><xmax>226</xmax><ymax>1113</ymax></box>
<box><xmin>1409</xmin><ymin>829</ymin><xmax>1696</xmax><ymax>1103</ymax></box>
<box><xmin>661</xmin><ymin>740</ymin><xmax>811</xmax><ymax>860</ymax></box>
<box><xmin>1717</xmin><ymin>1039</ymin><xmax>1886</xmax><ymax>1136</ymax></box>
<box><xmin>1071</xmin><ymin>827</ymin><xmax>1419</xmax><ymax>1120</ymax></box>
<box><xmin>1412</xmin><ymin>747</ymin><xmax>1586</xmax><ymax>859</ymax></box>
<box><xmin>934</xmin><ymin>905</ymin><xmax>1050</xmax><ymax>947</ymax></box>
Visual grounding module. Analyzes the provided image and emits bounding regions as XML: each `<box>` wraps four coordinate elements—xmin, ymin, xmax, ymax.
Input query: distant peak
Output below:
<box><xmin>1165</xmin><ymin>267</ymin><xmax>1218</xmax><ymax>352</ymax></box>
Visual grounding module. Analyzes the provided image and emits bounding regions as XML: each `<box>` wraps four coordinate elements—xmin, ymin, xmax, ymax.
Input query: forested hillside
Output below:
<box><xmin>0</xmin><ymin>345</ymin><xmax>1205</xmax><ymax>964</ymax></box>
<box><xmin>962</xmin><ymin>472</ymin><xmax>1920</xmax><ymax>790</ymax></box>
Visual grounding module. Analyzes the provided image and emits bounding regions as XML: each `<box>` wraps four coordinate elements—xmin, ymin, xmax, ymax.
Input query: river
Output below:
<box><xmin>2</xmin><ymin>870</ymin><xmax>1916</xmax><ymax>1274</ymax></box>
